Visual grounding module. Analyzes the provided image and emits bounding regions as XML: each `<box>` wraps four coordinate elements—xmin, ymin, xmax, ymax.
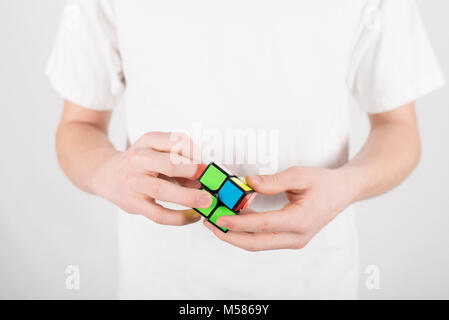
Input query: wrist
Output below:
<box><xmin>334</xmin><ymin>165</ymin><xmax>365</xmax><ymax>205</ymax></box>
<box><xmin>90</xmin><ymin>148</ymin><xmax>123</xmax><ymax>197</ymax></box>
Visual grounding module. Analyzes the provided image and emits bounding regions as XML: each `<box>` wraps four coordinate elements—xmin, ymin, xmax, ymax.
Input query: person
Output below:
<box><xmin>47</xmin><ymin>0</ymin><xmax>444</xmax><ymax>299</ymax></box>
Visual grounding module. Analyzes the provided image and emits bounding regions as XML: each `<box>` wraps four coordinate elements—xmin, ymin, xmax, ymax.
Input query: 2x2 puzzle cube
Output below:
<box><xmin>193</xmin><ymin>163</ymin><xmax>256</xmax><ymax>232</ymax></box>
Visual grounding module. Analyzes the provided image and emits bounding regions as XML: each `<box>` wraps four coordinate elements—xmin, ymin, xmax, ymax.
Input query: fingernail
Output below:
<box><xmin>199</xmin><ymin>193</ymin><xmax>211</xmax><ymax>207</ymax></box>
<box><xmin>248</xmin><ymin>175</ymin><xmax>261</xmax><ymax>185</ymax></box>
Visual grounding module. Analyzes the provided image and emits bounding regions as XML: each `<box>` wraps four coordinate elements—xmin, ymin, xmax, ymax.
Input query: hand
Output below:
<box><xmin>92</xmin><ymin>132</ymin><xmax>212</xmax><ymax>225</ymax></box>
<box><xmin>204</xmin><ymin>166</ymin><xmax>357</xmax><ymax>251</ymax></box>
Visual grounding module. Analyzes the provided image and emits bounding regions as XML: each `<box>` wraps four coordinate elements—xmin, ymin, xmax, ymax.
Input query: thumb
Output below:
<box><xmin>247</xmin><ymin>167</ymin><xmax>302</xmax><ymax>195</ymax></box>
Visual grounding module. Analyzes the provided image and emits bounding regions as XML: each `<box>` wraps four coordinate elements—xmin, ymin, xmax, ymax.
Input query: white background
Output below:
<box><xmin>0</xmin><ymin>0</ymin><xmax>447</xmax><ymax>299</ymax></box>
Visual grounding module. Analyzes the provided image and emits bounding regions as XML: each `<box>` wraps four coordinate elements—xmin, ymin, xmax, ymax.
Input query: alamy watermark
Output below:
<box><xmin>169</xmin><ymin>121</ymin><xmax>279</xmax><ymax>174</ymax></box>
<box><xmin>365</xmin><ymin>264</ymin><xmax>380</xmax><ymax>290</ymax></box>
<box><xmin>65</xmin><ymin>265</ymin><xmax>80</xmax><ymax>290</ymax></box>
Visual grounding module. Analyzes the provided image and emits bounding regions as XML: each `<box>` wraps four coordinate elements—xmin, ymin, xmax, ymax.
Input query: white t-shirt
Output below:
<box><xmin>47</xmin><ymin>0</ymin><xmax>444</xmax><ymax>299</ymax></box>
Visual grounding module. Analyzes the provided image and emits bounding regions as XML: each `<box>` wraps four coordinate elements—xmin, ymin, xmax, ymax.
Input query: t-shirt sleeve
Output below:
<box><xmin>46</xmin><ymin>0</ymin><xmax>125</xmax><ymax>110</ymax></box>
<box><xmin>347</xmin><ymin>0</ymin><xmax>445</xmax><ymax>114</ymax></box>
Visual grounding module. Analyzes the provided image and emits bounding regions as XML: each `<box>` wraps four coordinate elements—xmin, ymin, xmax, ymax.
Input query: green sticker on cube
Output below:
<box><xmin>195</xmin><ymin>192</ymin><xmax>218</xmax><ymax>217</ymax></box>
<box><xmin>199</xmin><ymin>164</ymin><xmax>227</xmax><ymax>191</ymax></box>
<box><xmin>209</xmin><ymin>206</ymin><xmax>236</xmax><ymax>232</ymax></box>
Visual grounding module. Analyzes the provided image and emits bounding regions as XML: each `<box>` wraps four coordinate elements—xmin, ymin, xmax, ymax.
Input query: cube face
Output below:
<box><xmin>209</xmin><ymin>206</ymin><xmax>236</xmax><ymax>232</ymax></box>
<box><xmin>218</xmin><ymin>179</ymin><xmax>244</xmax><ymax>210</ymax></box>
<box><xmin>194</xmin><ymin>191</ymin><xmax>218</xmax><ymax>218</ymax></box>
<box><xmin>199</xmin><ymin>163</ymin><xmax>228</xmax><ymax>191</ymax></box>
<box><xmin>194</xmin><ymin>162</ymin><xmax>256</xmax><ymax>233</ymax></box>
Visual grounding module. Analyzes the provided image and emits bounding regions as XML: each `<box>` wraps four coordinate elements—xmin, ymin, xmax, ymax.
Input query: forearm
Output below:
<box><xmin>56</xmin><ymin>115</ymin><xmax>119</xmax><ymax>195</ymax></box>
<box><xmin>339</xmin><ymin>104</ymin><xmax>421</xmax><ymax>203</ymax></box>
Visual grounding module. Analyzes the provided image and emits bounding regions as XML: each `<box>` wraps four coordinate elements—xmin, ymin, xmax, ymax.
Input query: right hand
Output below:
<box><xmin>91</xmin><ymin>132</ymin><xmax>211</xmax><ymax>225</ymax></box>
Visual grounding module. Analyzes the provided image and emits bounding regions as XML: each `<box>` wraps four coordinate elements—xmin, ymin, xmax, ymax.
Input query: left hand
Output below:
<box><xmin>204</xmin><ymin>166</ymin><xmax>357</xmax><ymax>251</ymax></box>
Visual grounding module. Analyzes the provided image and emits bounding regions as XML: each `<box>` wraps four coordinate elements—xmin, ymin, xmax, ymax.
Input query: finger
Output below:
<box><xmin>137</xmin><ymin>197</ymin><xmax>201</xmax><ymax>226</ymax></box>
<box><xmin>132</xmin><ymin>176</ymin><xmax>212</xmax><ymax>209</ymax></box>
<box><xmin>236</xmin><ymin>208</ymin><xmax>258</xmax><ymax>215</ymax></box>
<box><xmin>156</xmin><ymin>176</ymin><xmax>200</xmax><ymax>189</ymax></box>
<box><xmin>132</xmin><ymin>149</ymin><xmax>206</xmax><ymax>179</ymax></box>
<box><xmin>134</xmin><ymin>131</ymin><xmax>201</xmax><ymax>162</ymax></box>
<box><xmin>173</xmin><ymin>177</ymin><xmax>201</xmax><ymax>189</ymax></box>
<box><xmin>204</xmin><ymin>220</ymin><xmax>304</xmax><ymax>251</ymax></box>
<box><xmin>216</xmin><ymin>205</ymin><xmax>301</xmax><ymax>233</ymax></box>
<box><xmin>246</xmin><ymin>167</ymin><xmax>303</xmax><ymax>195</ymax></box>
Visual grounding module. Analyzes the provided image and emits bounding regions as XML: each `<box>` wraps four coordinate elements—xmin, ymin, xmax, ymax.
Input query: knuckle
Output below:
<box><xmin>177</xmin><ymin>132</ymin><xmax>189</xmax><ymax>141</ymax></box>
<box><xmin>147</xmin><ymin>180</ymin><xmax>162</xmax><ymax>199</ymax></box>
<box><xmin>293</xmin><ymin>216</ymin><xmax>311</xmax><ymax>233</ymax></box>
<box><xmin>290</xmin><ymin>240</ymin><xmax>307</xmax><ymax>250</ymax></box>
<box><xmin>127</xmin><ymin>148</ymin><xmax>140</xmax><ymax>163</ymax></box>
<box><xmin>292</xmin><ymin>166</ymin><xmax>303</xmax><ymax>175</ymax></box>
<box><xmin>149</xmin><ymin>210</ymin><xmax>164</xmax><ymax>224</ymax></box>
<box><xmin>170</xmin><ymin>132</ymin><xmax>187</xmax><ymax>144</ymax></box>
<box><xmin>179</xmin><ymin>191</ymin><xmax>193</xmax><ymax>207</ymax></box>
<box><xmin>294</xmin><ymin>221</ymin><xmax>309</xmax><ymax>234</ymax></box>
<box><xmin>164</xmin><ymin>160</ymin><xmax>176</xmax><ymax>175</ymax></box>
<box><xmin>142</xmin><ymin>131</ymin><xmax>156</xmax><ymax>140</ymax></box>
<box><xmin>117</xmin><ymin>197</ymin><xmax>139</xmax><ymax>215</ymax></box>
<box><xmin>259</xmin><ymin>219</ymin><xmax>271</xmax><ymax>233</ymax></box>
<box><xmin>244</xmin><ymin>244</ymin><xmax>259</xmax><ymax>252</ymax></box>
<box><xmin>177</xmin><ymin>215</ymin><xmax>190</xmax><ymax>226</ymax></box>
<box><xmin>173</xmin><ymin>132</ymin><xmax>192</xmax><ymax>155</ymax></box>
<box><xmin>270</xmin><ymin>173</ymin><xmax>280</xmax><ymax>186</ymax></box>
<box><xmin>191</xmin><ymin>190</ymin><xmax>204</xmax><ymax>206</ymax></box>
<box><xmin>136</xmin><ymin>132</ymin><xmax>152</xmax><ymax>145</ymax></box>
<box><xmin>151</xmin><ymin>216</ymin><xmax>163</xmax><ymax>225</ymax></box>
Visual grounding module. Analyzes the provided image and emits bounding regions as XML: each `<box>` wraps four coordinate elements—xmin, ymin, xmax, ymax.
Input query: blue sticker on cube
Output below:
<box><xmin>218</xmin><ymin>180</ymin><xmax>244</xmax><ymax>210</ymax></box>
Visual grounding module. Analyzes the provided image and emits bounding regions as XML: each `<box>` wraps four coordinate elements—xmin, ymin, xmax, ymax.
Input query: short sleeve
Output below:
<box><xmin>347</xmin><ymin>0</ymin><xmax>445</xmax><ymax>114</ymax></box>
<box><xmin>46</xmin><ymin>0</ymin><xmax>125</xmax><ymax>110</ymax></box>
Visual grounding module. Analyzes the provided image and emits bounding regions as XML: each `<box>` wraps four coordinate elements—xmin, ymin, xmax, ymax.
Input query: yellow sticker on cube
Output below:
<box><xmin>231</xmin><ymin>177</ymin><xmax>252</xmax><ymax>191</ymax></box>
